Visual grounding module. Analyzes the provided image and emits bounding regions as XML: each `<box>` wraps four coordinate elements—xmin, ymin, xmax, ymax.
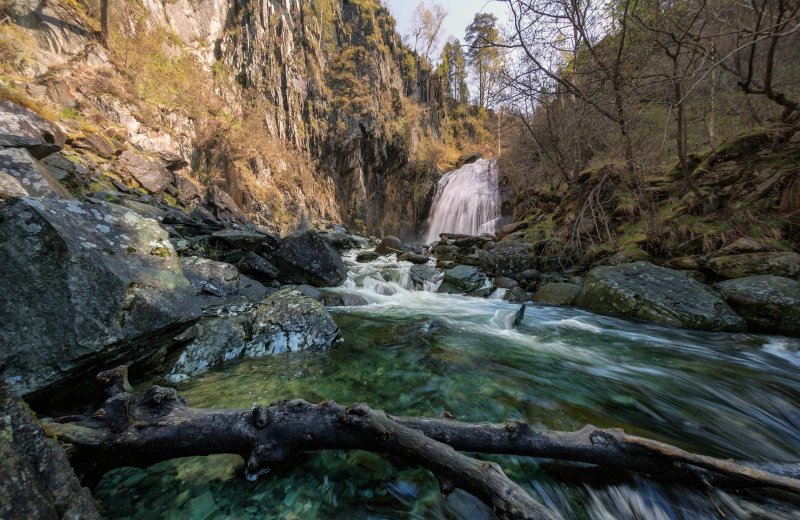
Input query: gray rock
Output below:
<box><xmin>489</xmin><ymin>241</ymin><xmax>538</xmax><ymax>276</ymax></box>
<box><xmin>436</xmin><ymin>260</ymin><xmax>456</xmax><ymax>269</ymax></box>
<box><xmin>716</xmin><ymin>276</ymin><xmax>800</xmax><ymax>335</ymax></box>
<box><xmin>574</xmin><ymin>262</ymin><xmax>746</xmax><ymax>331</ymax></box>
<box><xmin>439</xmin><ymin>265</ymin><xmax>486</xmax><ymax>294</ymax></box>
<box><xmin>293</xmin><ymin>284</ymin><xmax>324</xmax><ymax>301</ymax></box>
<box><xmin>0</xmin><ymin>148</ymin><xmax>70</xmax><ymax>198</ymax></box>
<box><xmin>375</xmin><ymin>235</ymin><xmax>402</xmax><ymax>255</ymax></box>
<box><xmin>533</xmin><ymin>282</ymin><xmax>582</xmax><ymax>306</ymax></box>
<box><xmin>493</xmin><ymin>276</ymin><xmax>518</xmax><ymax>289</ymax></box>
<box><xmin>40</xmin><ymin>152</ymin><xmax>89</xmax><ymax>183</ymax></box>
<box><xmin>504</xmin><ymin>287</ymin><xmax>530</xmax><ymax>304</ymax></box>
<box><xmin>0</xmin><ymin>100</ymin><xmax>65</xmax><ymax>158</ymax></box>
<box><xmin>495</xmin><ymin>221</ymin><xmax>527</xmax><ymax>241</ymax></box>
<box><xmin>399</xmin><ymin>251</ymin><xmax>429</xmax><ymax>264</ymax></box>
<box><xmin>273</xmin><ymin>230</ymin><xmax>347</xmax><ymax>287</ymax></box>
<box><xmin>356</xmin><ymin>250</ymin><xmax>380</xmax><ymax>263</ymax></box>
<box><xmin>168</xmin><ymin>289</ymin><xmax>340</xmax><ymax>382</ymax></box>
<box><xmin>323</xmin><ymin>291</ymin><xmax>370</xmax><ymax>307</ymax></box>
<box><xmin>0</xmin><ymin>171</ymin><xmax>28</xmax><ymax>198</ymax></box>
<box><xmin>716</xmin><ymin>237</ymin><xmax>774</xmax><ymax>256</ymax></box>
<box><xmin>706</xmin><ymin>252</ymin><xmax>800</xmax><ymax>279</ymax></box>
<box><xmin>117</xmin><ymin>151</ymin><xmax>173</xmax><ymax>194</ymax></box>
<box><xmin>410</xmin><ymin>264</ymin><xmax>443</xmax><ymax>290</ymax></box>
<box><xmin>181</xmin><ymin>256</ymin><xmax>269</xmax><ymax>315</ymax></box>
<box><xmin>0</xmin><ymin>197</ymin><xmax>202</xmax><ymax>398</ymax></box>
<box><xmin>0</xmin><ymin>384</ymin><xmax>101</xmax><ymax>519</ymax></box>
<box><xmin>237</xmin><ymin>251</ymin><xmax>280</xmax><ymax>284</ymax></box>
<box><xmin>321</xmin><ymin>231</ymin><xmax>369</xmax><ymax>252</ymax></box>
<box><xmin>513</xmin><ymin>304</ymin><xmax>526</xmax><ymax>327</ymax></box>
<box><xmin>205</xmin><ymin>186</ymin><xmax>249</xmax><ymax>226</ymax></box>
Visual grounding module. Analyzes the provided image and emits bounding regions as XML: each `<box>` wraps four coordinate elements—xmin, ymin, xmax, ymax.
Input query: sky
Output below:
<box><xmin>385</xmin><ymin>0</ymin><xmax>508</xmax><ymax>51</ymax></box>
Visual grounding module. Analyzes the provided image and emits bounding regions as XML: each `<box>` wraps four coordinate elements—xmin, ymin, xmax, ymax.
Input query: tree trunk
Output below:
<box><xmin>50</xmin><ymin>368</ymin><xmax>800</xmax><ymax>519</ymax></box>
<box><xmin>100</xmin><ymin>0</ymin><xmax>110</xmax><ymax>46</ymax></box>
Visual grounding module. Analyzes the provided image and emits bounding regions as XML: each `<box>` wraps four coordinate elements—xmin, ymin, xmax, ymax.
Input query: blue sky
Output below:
<box><xmin>385</xmin><ymin>0</ymin><xmax>508</xmax><ymax>48</ymax></box>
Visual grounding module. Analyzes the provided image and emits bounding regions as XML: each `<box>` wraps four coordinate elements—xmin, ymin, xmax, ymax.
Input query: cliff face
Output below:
<box><xmin>3</xmin><ymin>0</ymin><xmax>443</xmax><ymax>238</ymax></box>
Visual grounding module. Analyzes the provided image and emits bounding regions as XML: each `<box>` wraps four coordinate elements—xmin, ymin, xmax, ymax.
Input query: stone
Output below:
<box><xmin>237</xmin><ymin>251</ymin><xmax>280</xmax><ymax>284</ymax></box>
<box><xmin>209</xmin><ymin>228</ymin><xmax>278</xmax><ymax>256</ymax></box>
<box><xmin>117</xmin><ymin>151</ymin><xmax>173</xmax><ymax>194</ymax></box>
<box><xmin>293</xmin><ymin>284</ymin><xmax>324</xmax><ymax>301</ymax></box>
<box><xmin>77</xmin><ymin>132</ymin><xmax>117</xmax><ymax>158</ymax></box>
<box><xmin>40</xmin><ymin>152</ymin><xmax>89</xmax><ymax>183</ymax></box>
<box><xmin>167</xmin><ymin>289</ymin><xmax>340</xmax><ymax>382</ymax></box>
<box><xmin>0</xmin><ymin>384</ymin><xmax>101</xmax><ymax>519</ymax></box>
<box><xmin>436</xmin><ymin>260</ymin><xmax>456</xmax><ymax>269</ymax></box>
<box><xmin>533</xmin><ymin>282</ymin><xmax>582</xmax><ymax>306</ymax></box>
<box><xmin>205</xmin><ymin>186</ymin><xmax>249</xmax><ymax>226</ymax></box>
<box><xmin>0</xmin><ymin>172</ymin><xmax>28</xmax><ymax>198</ymax></box>
<box><xmin>513</xmin><ymin>304</ymin><xmax>526</xmax><ymax>327</ymax></box>
<box><xmin>323</xmin><ymin>292</ymin><xmax>370</xmax><ymax>307</ymax></box>
<box><xmin>439</xmin><ymin>265</ymin><xmax>486</xmax><ymax>294</ymax></box>
<box><xmin>489</xmin><ymin>241</ymin><xmax>538</xmax><ymax>277</ymax></box>
<box><xmin>574</xmin><ymin>262</ymin><xmax>746</xmax><ymax>331</ymax></box>
<box><xmin>180</xmin><ymin>256</ymin><xmax>269</xmax><ymax>315</ymax></box>
<box><xmin>716</xmin><ymin>276</ymin><xmax>800</xmax><ymax>335</ymax></box>
<box><xmin>504</xmin><ymin>287</ymin><xmax>530</xmax><ymax>304</ymax></box>
<box><xmin>514</xmin><ymin>269</ymin><xmax>541</xmax><ymax>282</ymax></box>
<box><xmin>399</xmin><ymin>251</ymin><xmax>429</xmax><ymax>264</ymax></box>
<box><xmin>457</xmin><ymin>151</ymin><xmax>482</xmax><ymax>166</ymax></box>
<box><xmin>356</xmin><ymin>250</ymin><xmax>380</xmax><ymax>262</ymax></box>
<box><xmin>495</xmin><ymin>221</ymin><xmax>528</xmax><ymax>240</ymax></box>
<box><xmin>166</xmin><ymin>173</ymin><xmax>204</xmax><ymax>206</ymax></box>
<box><xmin>320</xmin><ymin>231</ymin><xmax>369</xmax><ymax>252</ymax></box>
<box><xmin>0</xmin><ymin>197</ymin><xmax>202</xmax><ymax>399</ymax></box>
<box><xmin>664</xmin><ymin>256</ymin><xmax>703</xmax><ymax>270</ymax></box>
<box><xmin>410</xmin><ymin>264</ymin><xmax>443</xmax><ymax>290</ymax></box>
<box><xmin>493</xmin><ymin>276</ymin><xmax>518</xmax><ymax>289</ymax></box>
<box><xmin>0</xmin><ymin>148</ymin><xmax>71</xmax><ymax>198</ymax></box>
<box><xmin>375</xmin><ymin>235</ymin><xmax>402</xmax><ymax>255</ymax></box>
<box><xmin>706</xmin><ymin>252</ymin><xmax>800</xmax><ymax>279</ymax></box>
<box><xmin>0</xmin><ymin>100</ymin><xmax>65</xmax><ymax>158</ymax></box>
<box><xmin>272</xmin><ymin>230</ymin><xmax>348</xmax><ymax>287</ymax></box>
<box><xmin>716</xmin><ymin>237</ymin><xmax>774</xmax><ymax>256</ymax></box>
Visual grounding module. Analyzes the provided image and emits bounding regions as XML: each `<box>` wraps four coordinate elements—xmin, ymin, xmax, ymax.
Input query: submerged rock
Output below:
<box><xmin>574</xmin><ymin>262</ymin><xmax>746</xmax><ymax>331</ymax></box>
<box><xmin>0</xmin><ymin>384</ymin><xmax>100</xmax><ymax>519</ymax></box>
<box><xmin>533</xmin><ymin>282</ymin><xmax>582</xmax><ymax>306</ymax></box>
<box><xmin>716</xmin><ymin>276</ymin><xmax>800</xmax><ymax>335</ymax></box>
<box><xmin>706</xmin><ymin>252</ymin><xmax>800</xmax><ymax>280</ymax></box>
<box><xmin>438</xmin><ymin>265</ymin><xmax>486</xmax><ymax>293</ymax></box>
<box><xmin>168</xmin><ymin>289</ymin><xmax>340</xmax><ymax>382</ymax></box>
<box><xmin>0</xmin><ymin>197</ymin><xmax>201</xmax><ymax>398</ymax></box>
<box><xmin>409</xmin><ymin>264</ymin><xmax>443</xmax><ymax>290</ymax></box>
<box><xmin>272</xmin><ymin>230</ymin><xmax>347</xmax><ymax>287</ymax></box>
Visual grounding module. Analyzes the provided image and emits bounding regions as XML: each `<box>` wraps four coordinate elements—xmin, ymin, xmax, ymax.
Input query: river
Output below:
<box><xmin>96</xmin><ymin>253</ymin><xmax>800</xmax><ymax>519</ymax></box>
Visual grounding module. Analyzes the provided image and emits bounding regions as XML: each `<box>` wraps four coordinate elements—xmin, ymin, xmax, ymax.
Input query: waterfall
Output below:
<box><xmin>424</xmin><ymin>158</ymin><xmax>502</xmax><ymax>243</ymax></box>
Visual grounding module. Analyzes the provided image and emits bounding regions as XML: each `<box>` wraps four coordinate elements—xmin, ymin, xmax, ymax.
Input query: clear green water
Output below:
<box><xmin>95</xmin><ymin>259</ymin><xmax>800</xmax><ymax>519</ymax></box>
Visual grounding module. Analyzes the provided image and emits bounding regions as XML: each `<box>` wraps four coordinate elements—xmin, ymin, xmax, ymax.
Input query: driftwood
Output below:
<box><xmin>50</xmin><ymin>367</ymin><xmax>800</xmax><ymax>520</ymax></box>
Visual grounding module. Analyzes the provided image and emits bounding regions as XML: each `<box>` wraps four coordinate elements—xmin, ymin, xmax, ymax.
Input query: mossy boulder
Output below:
<box><xmin>706</xmin><ymin>252</ymin><xmax>800</xmax><ymax>280</ymax></box>
<box><xmin>716</xmin><ymin>276</ymin><xmax>800</xmax><ymax>336</ymax></box>
<box><xmin>575</xmin><ymin>262</ymin><xmax>746</xmax><ymax>331</ymax></box>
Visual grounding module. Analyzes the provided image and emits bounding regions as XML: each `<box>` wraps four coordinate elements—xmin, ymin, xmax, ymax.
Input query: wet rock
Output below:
<box><xmin>574</xmin><ymin>262</ymin><xmax>746</xmax><ymax>331</ymax></box>
<box><xmin>706</xmin><ymin>252</ymin><xmax>800</xmax><ymax>279</ymax></box>
<box><xmin>0</xmin><ymin>197</ymin><xmax>202</xmax><ymax>399</ymax></box>
<box><xmin>513</xmin><ymin>304</ymin><xmax>526</xmax><ymax>327</ymax></box>
<box><xmin>410</xmin><ymin>264</ymin><xmax>443</xmax><ymax>290</ymax></box>
<box><xmin>323</xmin><ymin>292</ymin><xmax>370</xmax><ymax>307</ymax></box>
<box><xmin>167</xmin><ymin>289</ymin><xmax>340</xmax><ymax>382</ymax></box>
<box><xmin>457</xmin><ymin>151</ymin><xmax>482</xmax><ymax>166</ymax></box>
<box><xmin>438</xmin><ymin>265</ymin><xmax>486</xmax><ymax>294</ymax></box>
<box><xmin>181</xmin><ymin>256</ymin><xmax>268</xmax><ymax>314</ymax></box>
<box><xmin>272</xmin><ymin>230</ymin><xmax>347</xmax><ymax>287</ymax></box>
<box><xmin>117</xmin><ymin>150</ymin><xmax>173</xmax><ymax>194</ymax></box>
<box><xmin>356</xmin><ymin>250</ymin><xmax>380</xmax><ymax>262</ymax></box>
<box><xmin>436</xmin><ymin>260</ymin><xmax>456</xmax><ymax>269</ymax></box>
<box><xmin>0</xmin><ymin>148</ymin><xmax>71</xmax><ymax>198</ymax></box>
<box><xmin>495</xmin><ymin>221</ymin><xmax>528</xmax><ymax>241</ymax></box>
<box><xmin>320</xmin><ymin>231</ymin><xmax>369</xmax><ymax>252</ymax></box>
<box><xmin>533</xmin><ymin>282</ymin><xmax>582</xmax><ymax>306</ymax></box>
<box><xmin>293</xmin><ymin>284</ymin><xmax>324</xmax><ymax>301</ymax></box>
<box><xmin>465</xmin><ymin>287</ymin><xmax>493</xmax><ymax>298</ymax></box>
<box><xmin>504</xmin><ymin>287</ymin><xmax>530</xmax><ymax>304</ymax></box>
<box><xmin>493</xmin><ymin>276</ymin><xmax>518</xmax><ymax>289</ymax></box>
<box><xmin>0</xmin><ymin>100</ymin><xmax>65</xmax><ymax>158</ymax></box>
<box><xmin>237</xmin><ymin>251</ymin><xmax>280</xmax><ymax>284</ymax></box>
<box><xmin>490</xmin><ymin>241</ymin><xmax>538</xmax><ymax>277</ymax></box>
<box><xmin>716</xmin><ymin>276</ymin><xmax>800</xmax><ymax>335</ymax></box>
<box><xmin>399</xmin><ymin>251</ymin><xmax>429</xmax><ymax>264</ymax></box>
<box><xmin>0</xmin><ymin>384</ymin><xmax>101</xmax><ymax>519</ymax></box>
<box><xmin>375</xmin><ymin>235</ymin><xmax>402</xmax><ymax>255</ymax></box>
<box><xmin>432</xmin><ymin>244</ymin><xmax>462</xmax><ymax>262</ymax></box>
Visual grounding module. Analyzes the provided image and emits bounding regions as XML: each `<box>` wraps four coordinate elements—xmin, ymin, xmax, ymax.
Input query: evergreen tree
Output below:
<box><xmin>465</xmin><ymin>13</ymin><xmax>501</xmax><ymax>108</ymax></box>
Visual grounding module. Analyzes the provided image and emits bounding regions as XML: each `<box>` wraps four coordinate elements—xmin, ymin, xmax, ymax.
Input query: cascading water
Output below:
<box><xmin>424</xmin><ymin>158</ymin><xmax>503</xmax><ymax>243</ymax></box>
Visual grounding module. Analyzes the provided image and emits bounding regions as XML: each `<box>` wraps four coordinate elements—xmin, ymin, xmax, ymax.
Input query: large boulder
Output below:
<box><xmin>716</xmin><ymin>276</ymin><xmax>800</xmax><ymax>335</ymax></box>
<box><xmin>0</xmin><ymin>197</ymin><xmax>202</xmax><ymax>399</ymax></box>
<box><xmin>488</xmin><ymin>241</ymin><xmax>538</xmax><ymax>276</ymax></box>
<box><xmin>533</xmin><ymin>282</ymin><xmax>582</xmax><ymax>306</ymax></box>
<box><xmin>706</xmin><ymin>252</ymin><xmax>800</xmax><ymax>279</ymax></box>
<box><xmin>0</xmin><ymin>148</ymin><xmax>71</xmax><ymax>198</ymax></box>
<box><xmin>117</xmin><ymin>151</ymin><xmax>173</xmax><ymax>195</ymax></box>
<box><xmin>167</xmin><ymin>288</ymin><xmax>340</xmax><ymax>382</ymax></box>
<box><xmin>574</xmin><ymin>262</ymin><xmax>746</xmax><ymax>331</ymax></box>
<box><xmin>0</xmin><ymin>384</ymin><xmax>100</xmax><ymax>519</ymax></box>
<box><xmin>0</xmin><ymin>100</ymin><xmax>65</xmax><ymax>158</ymax></box>
<box><xmin>375</xmin><ymin>235</ymin><xmax>402</xmax><ymax>255</ymax></box>
<box><xmin>272</xmin><ymin>230</ymin><xmax>347</xmax><ymax>287</ymax></box>
<box><xmin>410</xmin><ymin>264</ymin><xmax>443</xmax><ymax>290</ymax></box>
<box><xmin>180</xmin><ymin>256</ymin><xmax>269</xmax><ymax>315</ymax></box>
<box><xmin>438</xmin><ymin>265</ymin><xmax>486</xmax><ymax>294</ymax></box>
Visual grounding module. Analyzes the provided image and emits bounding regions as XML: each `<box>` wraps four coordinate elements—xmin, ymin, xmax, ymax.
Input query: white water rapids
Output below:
<box><xmin>424</xmin><ymin>158</ymin><xmax>503</xmax><ymax>243</ymax></box>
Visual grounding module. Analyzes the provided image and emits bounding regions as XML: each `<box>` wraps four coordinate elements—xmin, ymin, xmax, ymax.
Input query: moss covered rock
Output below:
<box><xmin>716</xmin><ymin>275</ymin><xmax>800</xmax><ymax>336</ymax></box>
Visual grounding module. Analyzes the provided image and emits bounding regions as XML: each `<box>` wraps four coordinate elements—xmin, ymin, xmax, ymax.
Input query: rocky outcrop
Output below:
<box><xmin>574</xmin><ymin>262</ymin><xmax>746</xmax><ymax>331</ymax></box>
<box><xmin>0</xmin><ymin>384</ymin><xmax>100</xmax><ymax>519</ymax></box>
<box><xmin>0</xmin><ymin>100</ymin><xmax>65</xmax><ymax>158</ymax></box>
<box><xmin>272</xmin><ymin>230</ymin><xmax>348</xmax><ymax>287</ymax></box>
<box><xmin>438</xmin><ymin>265</ymin><xmax>487</xmax><ymax>294</ymax></box>
<box><xmin>0</xmin><ymin>197</ymin><xmax>202</xmax><ymax>398</ymax></box>
<box><xmin>716</xmin><ymin>276</ymin><xmax>800</xmax><ymax>335</ymax></box>
<box><xmin>168</xmin><ymin>288</ymin><xmax>340</xmax><ymax>382</ymax></box>
<box><xmin>533</xmin><ymin>283</ymin><xmax>582</xmax><ymax>306</ymax></box>
<box><xmin>706</xmin><ymin>252</ymin><xmax>800</xmax><ymax>280</ymax></box>
<box><xmin>0</xmin><ymin>148</ymin><xmax>71</xmax><ymax>198</ymax></box>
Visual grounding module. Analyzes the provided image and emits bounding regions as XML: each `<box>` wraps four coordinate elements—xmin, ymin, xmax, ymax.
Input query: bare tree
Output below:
<box><xmin>407</xmin><ymin>1</ymin><xmax>448</xmax><ymax>63</ymax></box>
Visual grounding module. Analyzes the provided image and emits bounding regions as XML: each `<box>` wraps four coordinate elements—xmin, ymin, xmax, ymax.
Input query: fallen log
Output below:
<box><xmin>50</xmin><ymin>367</ymin><xmax>800</xmax><ymax>519</ymax></box>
